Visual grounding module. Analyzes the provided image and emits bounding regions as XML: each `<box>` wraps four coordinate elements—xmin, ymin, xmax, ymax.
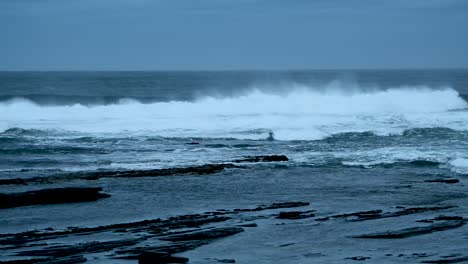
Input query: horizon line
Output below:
<box><xmin>1</xmin><ymin>67</ymin><xmax>468</xmax><ymax>72</ymax></box>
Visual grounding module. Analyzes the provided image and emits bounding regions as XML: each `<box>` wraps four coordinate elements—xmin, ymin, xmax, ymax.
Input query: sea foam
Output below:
<box><xmin>1</xmin><ymin>85</ymin><xmax>467</xmax><ymax>140</ymax></box>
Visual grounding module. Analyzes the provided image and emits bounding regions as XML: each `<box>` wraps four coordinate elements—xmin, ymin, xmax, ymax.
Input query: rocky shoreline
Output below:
<box><xmin>1</xmin><ymin>199</ymin><xmax>466</xmax><ymax>263</ymax></box>
<box><xmin>0</xmin><ymin>155</ymin><xmax>288</xmax><ymax>185</ymax></box>
<box><xmin>1</xmin><ymin>155</ymin><xmax>467</xmax><ymax>263</ymax></box>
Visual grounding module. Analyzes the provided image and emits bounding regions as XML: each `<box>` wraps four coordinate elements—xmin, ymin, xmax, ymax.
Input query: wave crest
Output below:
<box><xmin>1</xmin><ymin>86</ymin><xmax>467</xmax><ymax>140</ymax></box>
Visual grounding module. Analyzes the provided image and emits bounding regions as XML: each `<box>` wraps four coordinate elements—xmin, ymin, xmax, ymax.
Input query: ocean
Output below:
<box><xmin>1</xmin><ymin>70</ymin><xmax>468</xmax><ymax>263</ymax></box>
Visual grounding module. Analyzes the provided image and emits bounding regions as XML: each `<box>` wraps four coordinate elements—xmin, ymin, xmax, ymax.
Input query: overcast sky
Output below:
<box><xmin>1</xmin><ymin>0</ymin><xmax>467</xmax><ymax>70</ymax></box>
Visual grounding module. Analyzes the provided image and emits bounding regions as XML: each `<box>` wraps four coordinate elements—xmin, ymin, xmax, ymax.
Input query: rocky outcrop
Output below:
<box><xmin>0</xmin><ymin>201</ymin><xmax>311</xmax><ymax>263</ymax></box>
<box><xmin>0</xmin><ymin>187</ymin><xmax>110</xmax><ymax>209</ymax></box>
<box><xmin>233</xmin><ymin>155</ymin><xmax>289</xmax><ymax>163</ymax></box>
<box><xmin>0</xmin><ymin>255</ymin><xmax>87</xmax><ymax>263</ymax></box>
<box><xmin>0</xmin><ymin>178</ymin><xmax>26</xmax><ymax>185</ymax></box>
<box><xmin>276</xmin><ymin>210</ymin><xmax>316</xmax><ymax>220</ymax></box>
<box><xmin>3</xmin><ymin>155</ymin><xmax>291</xmax><ymax>185</ymax></box>
<box><xmin>66</xmin><ymin>164</ymin><xmax>239</xmax><ymax>180</ymax></box>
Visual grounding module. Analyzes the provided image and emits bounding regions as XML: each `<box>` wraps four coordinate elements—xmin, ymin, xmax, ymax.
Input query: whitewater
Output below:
<box><xmin>1</xmin><ymin>86</ymin><xmax>467</xmax><ymax>141</ymax></box>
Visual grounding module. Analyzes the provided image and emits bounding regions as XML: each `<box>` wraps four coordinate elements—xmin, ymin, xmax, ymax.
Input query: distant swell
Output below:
<box><xmin>1</xmin><ymin>86</ymin><xmax>467</xmax><ymax>140</ymax></box>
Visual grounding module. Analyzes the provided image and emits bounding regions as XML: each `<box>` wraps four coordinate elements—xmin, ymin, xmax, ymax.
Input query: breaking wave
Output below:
<box><xmin>1</xmin><ymin>86</ymin><xmax>467</xmax><ymax>140</ymax></box>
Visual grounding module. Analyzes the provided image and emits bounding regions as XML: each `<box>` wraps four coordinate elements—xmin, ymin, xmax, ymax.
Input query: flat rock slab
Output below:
<box><xmin>0</xmin><ymin>187</ymin><xmax>110</xmax><ymax>209</ymax></box>
<box><xmin>17</xmin><ymin>238</ymin><xmax>141</xmax><ymax>257</ymax></box>
<box><xmin>353</xmin><ymin>220</ymin><xmax>465</xmax><ymax>239</ymax></box>
<box><xmin>160</xmin><ymin>227</ymin><xmax>244</xmax><ymax>242</ymax></box>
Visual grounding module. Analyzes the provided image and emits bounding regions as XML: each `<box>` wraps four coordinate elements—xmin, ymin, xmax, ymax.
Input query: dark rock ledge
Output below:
<box><xmin>0</xmin><ymin>178</ymin><xmax>26</xmax><ymax>186</ymax></box>
<box><xmin>1</xmin><ymin>201</ymin><xmax>465</xmax><ymax>263</ymax></box>
<box><xmin>0</xmin><ymin>201</ymin><xmax>310</xmax><ymax>263</ymax></box>
<box><xmin>233</xmin><ymin>155</ymin><xmax>289</xmax><ymax>163</ymax></box>
<box><xmin>27</xmin><ymin>163</ymin><xmax>239</xmax><ymax>184</ymax></box>
<box><xmin>424</xmin><ymin>179</ymin><xmax>460</xmax><ymax>184</ymax></box>
<box><xmin>160</xmin><ymin>227</ymin><xmax>244</xmax><ymax>242</ymax></box>
<box><xmin>421</xmin><ymin>256</ymin><xmax>468</xmax><ymax>263</ymax></box>
<box><xmin>276</xmin><ymin>210</ymin><xmax>316</xmax><ymax>220</ymax></box>
<box><xmin>315</xmin><ymin>206</ymin><xmax>454</xmax><ymax>222</ymax></box>
<box><xmin>0</xmin><ymin>187</ymin><xmax>110</xmax><ymax>209</ymax></box>
<box><xmin>353</xmin><ymin>220</ymin><xmax>465</xmax><ymax>239</ymax></box>
<box><xmin>1</xmin><ymin>155</ymin><xmax>290</xmax><ymax>185</ymax></box>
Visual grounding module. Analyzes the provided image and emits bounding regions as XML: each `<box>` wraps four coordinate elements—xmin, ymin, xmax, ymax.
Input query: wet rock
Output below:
<box><xmin>0</xmin><ymin>215</ymin><xmax>231</xmax><ymax>247</ymax></box>
<box><xmin>115</xmin><ymin>241</ymin><xmax>208</xmax><ymax>258</ymax></box>
<box><xmin>160</xmin><ymin>227</ymin><xmax>244</xmax><ymax>242</ymax></box>
<box><xmin>17</xmin><ymin>238</ymin><xmax>141</xmax><ymax>257</ymax></box>
<box><xmin>0</xmin><ymin>255</ymin><xmax>87</xmax><ymax>263</ymax></box>
<box><xmin>0</xmin><ymin>201</ymin><xmax>309</xmax><ymax>246</ymax></box>
<box><xmin>425</xmin><ymin>179</ymin><xmax>460</xmax><ymax>184</ymax></box>
<box><xmin>0</xmin><ymin>201</ymin><xmax>310</xmax><ymax>261</ymax></box>
<box><xmin>265</xmin><ymin>201</ymin><xmax>309</xmax><ymax>209</ymax></box>
<box><xmin>22</xmin><ymin>164</ymin><xmax>239</xmax><ymax>184</ymax></box>
<box><xmin>331</xmin><ymin>210</ymin><xmax>383</xmax><ymax>219</ymax></box>
<box><xmin>0</xmin><ymin>178</ymin><xmax>26</xmax><ymax>185</ymax></box>
<box><xmin>138</xmin><ymin>252</ymin><xmax>189</xmax><ymax>264</ymax></box>
<box><xmin>315</xmin><ymin>217</ymin><xmax>330</xmax><ymax>221</ymax></box>
<box><xmin>233</xmin><ymin>155</ymin><xmax>289</xmax><ymax>163</ymax></box>
<box><xmin>80</xmin><ymin>164</ymin><xmax>238</xmax><ymax>179</ymax></box>
<box><xmin>216</xmin><ymin>259</ymin><xmax>236</xmax><ymax>263</ymax></box>
<box><xmin>418</xmin><ymin>216</ymin><xmax>465</xmax><ymax>223</ymax></box>
<box><xmin>276</xmin><ymin>210</ymin><xmax>315</xmax><ymax>219</ymax></box>
<box><xmin>0</xmin><ymin>187</ymin><xmax>110</xmax><ymax>209</ymax></box>
<box><xmin>330</xmin><ymin>206</ymin><xmax>454</xmax><ymax>222</ymax></box>
<box><xmin>353</xmin><ymin>220</ymin><xmax>465</xmax><ymax>239</ymax></box>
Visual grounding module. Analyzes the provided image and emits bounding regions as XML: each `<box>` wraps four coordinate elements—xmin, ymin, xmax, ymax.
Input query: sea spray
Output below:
<box><xmin>1</xmin><ymin>86</ymin><xmax>467</xmax><ymax>140</ymax></box>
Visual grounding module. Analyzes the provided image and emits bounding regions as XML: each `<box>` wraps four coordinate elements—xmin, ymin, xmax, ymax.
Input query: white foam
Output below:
<box><xmin>449</xmin><ymin>158</ymin><xmax>468</xmax><ymax>174</ymax></box>
<box><xmin>1</xmin><ymin>85</ymin><xmax>467</xmax><ymax>140</ymax></box>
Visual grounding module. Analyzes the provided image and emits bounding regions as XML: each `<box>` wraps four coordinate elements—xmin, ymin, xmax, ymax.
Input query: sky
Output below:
<box><xmin>0</xmin><ymin>0</ymin><xmax>467</xmax><ymax>70</ymax></box>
